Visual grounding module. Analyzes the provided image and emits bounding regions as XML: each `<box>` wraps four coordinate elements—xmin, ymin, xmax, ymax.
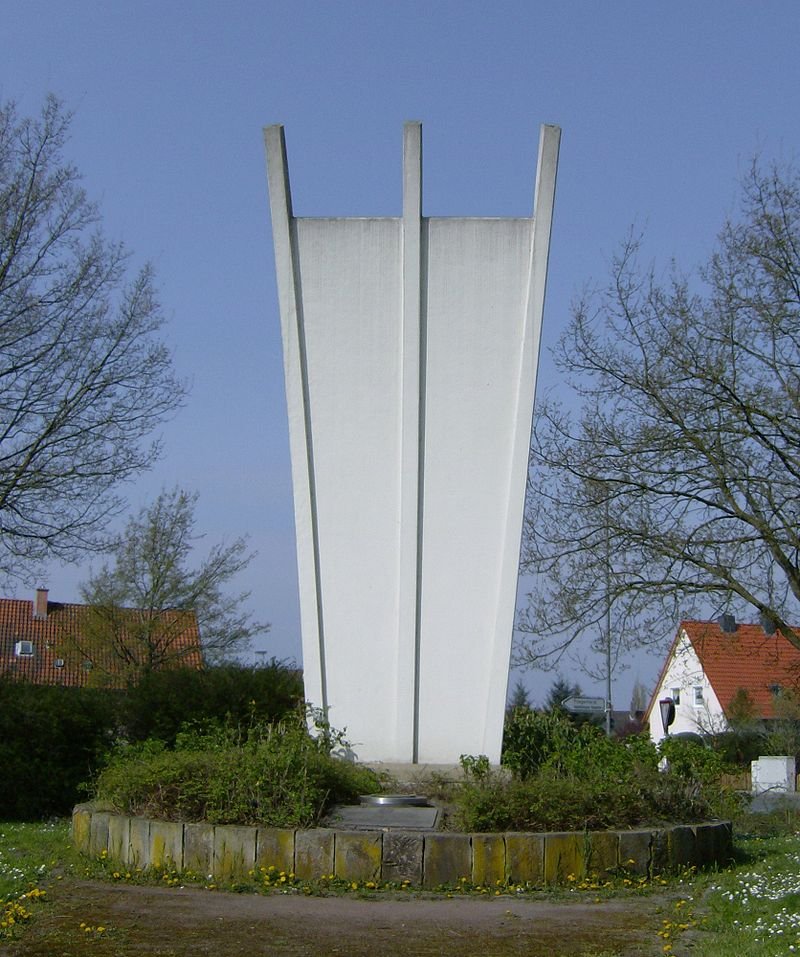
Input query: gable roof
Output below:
<box><xmin>648</xmin><ymin>619</ymin><xmax>800</xmax><ymax>722</ymax></box>
<box><xmin>0</xmin><ymin>591</ymin><xmax>203</xmax><ymax>687</ymax></box>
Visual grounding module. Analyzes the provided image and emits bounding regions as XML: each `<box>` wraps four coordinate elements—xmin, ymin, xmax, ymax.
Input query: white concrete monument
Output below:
<box><xmin>264</xmin><ymin>122</ymin><xmax>560</xmax><ymax>764</ymax></box>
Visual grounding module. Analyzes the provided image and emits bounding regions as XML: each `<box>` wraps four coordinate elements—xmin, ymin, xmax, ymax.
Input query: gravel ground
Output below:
<box><xmin>1</xmin><ymin>878</ymin><xmax>679</xmax><ymax>956</ymax></box>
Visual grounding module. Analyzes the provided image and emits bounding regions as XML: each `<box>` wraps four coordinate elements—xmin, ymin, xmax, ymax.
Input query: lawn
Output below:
<box><xmin>4</xmin><ymin>813</ymin><xmax>800</xmax><ymax>955</ymax></box>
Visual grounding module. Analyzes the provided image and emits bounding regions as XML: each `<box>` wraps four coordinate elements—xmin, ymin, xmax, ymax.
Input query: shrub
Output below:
<box><xmin>0</xmin><ymin>661</ymin><xmax>303</xmax><ymax>821</ymax></box>
<box><xmin>0</xmin><ymin>681</ymin><xmax>117</xmax><ymax>819</ymax></box>
<box><xmin>93</xmin><ymin>710</ymin><xmax>379</xmax><ymax>827</ymax></box>
<box><xmin>501</xmin><ymin>708</ymin><xmax>578</xmax><ymax>779</ymax></box>
<box><xmin>658</xmin><ymin>736</ymin><xmax>732</xmax><ymax>785</ymax></box>
<box><xmin>455</xmin><ymin>753</ymin><xmax>737</xmax><ymax>833</ymax></box>
<box><xmin>120</xmin><ymin>660</ymin><xmax>303</xmax><ymax>745</ymax></box>
<box><xmin>457</xmin><ymin>709</ymin><xmax>739</xmax><ymax>832</ymax></box>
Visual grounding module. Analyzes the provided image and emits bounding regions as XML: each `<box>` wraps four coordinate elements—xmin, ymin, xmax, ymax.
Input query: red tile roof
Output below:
<box><xmin>0</xmin><ymin>593</ymin><xmax>203</xmax><ymax>687</ymax></box>
<box><xmin>671</xmin><ymin>620</ymin><xmax>800</xmax><ymax>720</ymax></box>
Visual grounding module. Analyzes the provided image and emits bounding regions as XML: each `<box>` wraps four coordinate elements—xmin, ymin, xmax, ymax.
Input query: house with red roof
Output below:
<box><xmin>646</xmin><ymin>617</ymin><xmax>800</xmax><ymax>745</ymax></box>
<box><xmin>0</xmin><ymin>588</ymin><xmax>203</xmax><ymax>687</ymax></box>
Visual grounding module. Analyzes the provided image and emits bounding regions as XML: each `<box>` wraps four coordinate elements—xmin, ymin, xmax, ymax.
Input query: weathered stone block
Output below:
<box><xmin>72</xmin><ymin>807</ymin><xmax>92</xmax><ymax>855</ymax></box>
<box><xmin>129</xmin><ymin>817</ymin><xmax>151</xmax><ymax>869</ymax></box>
<box><xmin>618</xmin><ymin>830</ymin><xmax>651</xmax><ymax>877</ymax></box>
<box><xmin>334</xmin><ymin>831</ymin><xmax>382</xmax><ymax>882</ymax></box>
<box><xmin>544</xmin><ymin>832</ymin><xmax>584</xmax><ymax>883</ymax></box>
<box><xmin>184</xmin><ymin>823</ymin><xmax>214</xmax><ymax>877</ymax></box>
<box><xmin>693</xmin><ymin>822</ymin><xmax>732</xmax><ymax>869</ymax></box>
<box><xmin>423</xmin><ymin>833</ymin><xmax>471</xmax><ymax>889</ymax></box>
<box><xmin>150</xmin><ymin>821</ymin><xmax>184</xmax><ymax>869</ymax></box>
<box><xmin>693</xmin><ymin>822</ymin><xmax>714</xmax><ymax>868</ymax></box>
<box><xmin>715</xmin><ymin>821</ymin><xmax>733</xmax><ymax>864</ymax></box>
<box><xmin>668</xmin><ymin>825</ymin><xmax>697</xmax><ymax>873</ymax></box>
<box><xmin>381</xmin><ymin>832</ymin><xmax>423</xmax><ymax>885</ymax></box>
<box><xmin>505</xmin><ymin>833</ymin><xmax>544</xmax><ymax>886</ymax></box>
<box><xmin>295</xmin><ymin>829</ymin><xmax>334</xmax><ymax>880</ymax></box>
<box><xmin>88</xmin><ymin>812</ymin><xmax>110</xmax><ymax>857</ymax></box>
<box><xmin>256</xmin><ymin>828</ymin><xmax>295</xmax><ymax>875</ymax></box>
<box><xmin>107</xmin><ymin>815</ymin><xmax>131</xmax><ymax>865</ymax></box>
<box><xmin>214</xmin><ymin>825</ymin><xmax>257</xmax><ymax>879</ymax></box>
<box><xmin>472</xmin><ymin>834</ymin><xmax>505</xmax><ymax>887</ymax></box>
<box><xmin>651</xmin><ymin>828</ymin><xmax>669</xmax><ymax>876</ymax></box>
<box><xmin>586</xmin><ymin>831</ymin><xmax>618</xmax><ymax>877</ymax></box>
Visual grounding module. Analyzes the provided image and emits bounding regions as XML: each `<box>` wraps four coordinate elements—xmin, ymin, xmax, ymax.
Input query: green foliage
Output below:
<box><xmin>120</xmin><ymin>661</ymin><xmax>303</xmax><ymax>745</ymax></box>
<box><xmin>506</xmin><ymin>679</ymin><xmax>531</xmax><ymax>713</ymax></box>
<box><xmin>93</xmin><ymin>710</ymin><xmax>379</xmax><ymax>827</ymax></box>
<box><xmin>502</xmin><ymin>708</ymin><xmax>575</xmax><ymax>778</ymax></box>
<box><xmin>463</xmin><ymin>706</ymin><xmax>739</xmax><ymax>832</ymax></box>
<box><xmin>0</xmin><ymin>682</ymin><xmax>117</xmax><ymax>819</ymax></box>
<box><xmin>0</xmin><ymin>661</ymin><xmax>303</xmax><ymax>821</ymax></box>
<box><xmin>502</xmin><ymin>708</ymin><xmax>654</xmax><ymax>780</ymax></box>
<box><xmin>544</xmin><ymin>676</ymin><xmax>583</xmax><ymax>713</ymax></box>
<box><xmin>659</xmin><ymin>736</ymin><xmax>732</xmax><ymax>785</ymax></box>
<box><xmin>455</xmin><ymin>761</ymin><xmax>727</xmax><ymax>833</ymax></box>
<box><xmin>78</xmin><ymin>487</ymin><xmax>267</xmax><ymax>676</ymax></box>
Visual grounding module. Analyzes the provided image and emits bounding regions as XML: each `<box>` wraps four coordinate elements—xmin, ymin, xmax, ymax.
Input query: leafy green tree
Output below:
<box><xmin>506</xmin><ymin>679</ymin><xmax>532</xmax><ymax>713</ymax></box>
<box><xmin>66</xmin><ymin>487</ymin><xmax>268</xmax><ymax>681</ymax></box>
<box><xmin>545</xmin><ymin>675</ymin><xmax>582</xmax><ymax>713</ymax></box>
<box><xmin>0</xmin><ymin>96</ymin><xmax>184</xmax><ymax>579</ymax></box>
<box><xmin>518</xmin><ymin>159</ymin><xmax>800</xmax><ymax>662</ymax></box>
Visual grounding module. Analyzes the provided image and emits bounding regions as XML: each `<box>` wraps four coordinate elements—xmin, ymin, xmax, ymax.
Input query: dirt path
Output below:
<box><xmin>1</xmin><ymin>879</ymin><xmax>681</xmax><ymax>956</ymax></box>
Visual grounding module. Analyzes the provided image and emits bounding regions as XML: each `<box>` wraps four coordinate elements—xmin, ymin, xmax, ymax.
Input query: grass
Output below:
<box><xmin>7</xmin><ymin>812</ymin><xmax>800</xmax><ymax>954</ymax></box>
<box><xmin>666</xmin><ymin>828</ymin><xmax>800</xmax><ymax>956</ymax></box>
<box><xmin>0</xmin><ymin>819</ymin><xmax>75</xmax><ymax>939</ymax></box>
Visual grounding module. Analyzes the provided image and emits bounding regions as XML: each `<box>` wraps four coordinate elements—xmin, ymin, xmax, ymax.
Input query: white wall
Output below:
<box><xmin>649</xmin><ymin>631</ymin><xmax>727</xmax><ymax>747</ymax></box>
<box><xmin>265</xmin><ymin>123</ymin><xmax>560</xmax><ymax>763</ymax></box>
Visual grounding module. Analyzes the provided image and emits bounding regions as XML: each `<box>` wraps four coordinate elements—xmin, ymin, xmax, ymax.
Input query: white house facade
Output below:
<box><xmin>648</xmin><ymin>628</ymin><xmax>727</xmax><ymax>747</ymax></box>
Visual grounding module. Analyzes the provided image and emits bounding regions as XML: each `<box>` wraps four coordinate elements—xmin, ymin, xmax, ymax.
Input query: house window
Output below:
<box><xmin>671</xmin><ymin>687</ymin><xmax>681</xmax><ymax>705</ymax></box>
<box><xmin>14</xmin><ymin>640</ymin><xmax>34</xmax><ymax>657</ymax></box>
<box><xmin>53</xmin><ymin>658</ymin><xmax>65</xmax><ymax>669</ymax></box>
<box><xmin>693</xmin><ymin>686</ymin><xmax>704</xmax><ymax>706</ymax></box>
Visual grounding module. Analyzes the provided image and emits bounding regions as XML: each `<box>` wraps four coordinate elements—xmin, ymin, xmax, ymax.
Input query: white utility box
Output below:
<box><xmin>751</xmin><ymin>755</ymin><xmax>797</xmax><ymax>794</ymax></box>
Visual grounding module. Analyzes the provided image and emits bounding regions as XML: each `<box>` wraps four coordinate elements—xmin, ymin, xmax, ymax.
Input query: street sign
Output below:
<box><xmin>561</xmin><ymin>695</ymin><xmax>606</xmax><ymax>714</ymax></box>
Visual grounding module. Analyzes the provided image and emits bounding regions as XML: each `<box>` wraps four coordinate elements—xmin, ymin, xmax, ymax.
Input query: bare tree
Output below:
<box><xmin>518</xmin><ymin>159</ymin><xmax>800</xmax><ymax>666</ymax></box>
<box><xmin>0</xmin><ymin>95</ymin><xmax>184</xmax><ymax>578</ymax></box>
<box><xmin>71</xmin><ymin>487</ymin><xmax>268</xmax><ymax>681</ymax></box>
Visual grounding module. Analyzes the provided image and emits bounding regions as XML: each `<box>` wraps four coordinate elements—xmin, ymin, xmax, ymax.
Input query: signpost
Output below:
<box><xmin>561</xmin><ymin>695</ymin><xmax>606</xmax><ymax>714</ymax></box>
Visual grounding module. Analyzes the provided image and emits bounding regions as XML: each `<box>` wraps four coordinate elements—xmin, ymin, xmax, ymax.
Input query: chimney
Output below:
<box><xmin>761</xmin><ymin>611</ymin><xmax>778</xmax><ymax>635</ymax></box>
<box><xmin>718</xmin><ymin>613</ymin><xmax>737</xmax><ymax>634</ymax></box>
<box><xmin>33</xmin><ymin>587</ymin><xmax>48</xmax><ymax>620</ymax></box>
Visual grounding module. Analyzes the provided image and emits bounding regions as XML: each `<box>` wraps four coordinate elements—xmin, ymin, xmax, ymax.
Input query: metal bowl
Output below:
<box><xmin>359</xmin><ymin>794</ymin><xmax>430</xmax><ymax>807</ymax></box>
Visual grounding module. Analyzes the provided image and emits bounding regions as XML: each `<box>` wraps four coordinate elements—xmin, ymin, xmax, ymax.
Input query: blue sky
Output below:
<box><xmin>2</xmin><ymin>1</ymin><xmax>799</xmax><ymax>708</ymax></box>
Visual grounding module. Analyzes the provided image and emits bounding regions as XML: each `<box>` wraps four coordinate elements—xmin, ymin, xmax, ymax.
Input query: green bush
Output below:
<box><xmin>455</xmin><ymin>707</ymin><xmax>740</xmax><ymax>832</ymax></box>
<box><xmin>502</xmin><ymin>708</ymin><xmax>578</xmax><ymax>779</ymax></box>
<box><xmin>93</xmin><ymin>710</ymin><xmax>379</xmax><ymax>827</ymax></box>
<box><xmin>455</xmin><ymin>753</ymin><xmax>738</xmax><ymax>832</ymax></box>
<box><xmin>0</xmin><ymin>661</ymin><xmax>304</xmax><ymax>821</ymax></box>
<box><xmin>658</xmin><ymin>736</ymin><xmax>733</xmax><ymax>785</ymax></box>
<box><xmin>120</xmin><ymin>660</ymin><xmax>303</xmax><ymax>746</ymax></box>
<box><xmin>0</xmin><ymin>682</ymin><xmax>117</xmax><ymax>819</ymax></box>
<box><xmin>503</xmin><ymin>707</ymin><xmax>659</xmax><ymax>780</ymax></box>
